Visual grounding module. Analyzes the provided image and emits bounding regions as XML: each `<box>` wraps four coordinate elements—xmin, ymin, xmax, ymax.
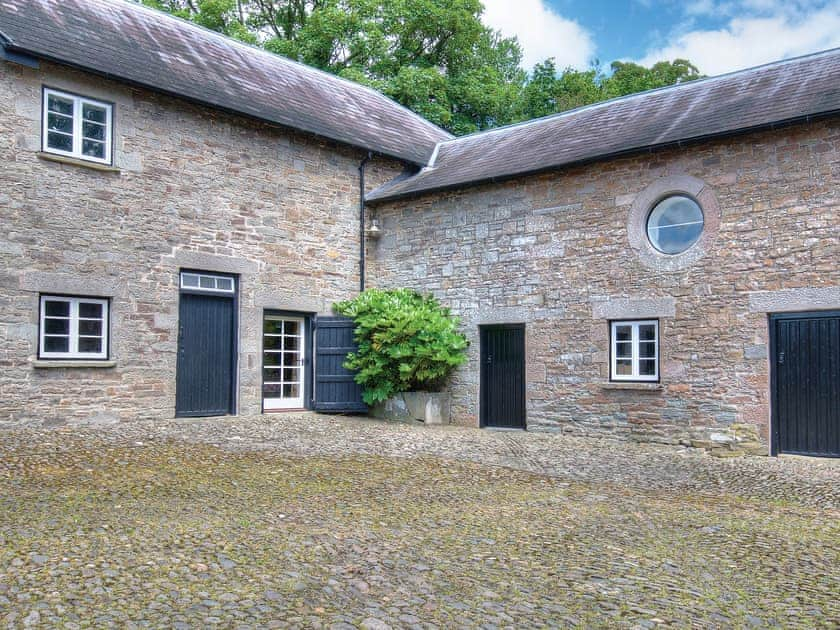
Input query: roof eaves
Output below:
<box><xmin>366</xmin><ymin>108</ymin><xmax>840</xmax><ymax>205</ymax></box>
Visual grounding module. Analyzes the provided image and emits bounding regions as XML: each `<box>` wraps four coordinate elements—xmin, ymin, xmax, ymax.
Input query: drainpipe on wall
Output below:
<box><xmin>358</xmin><ymin>151</ymin><xmax>373</xmax><ymax>293</ymax></box>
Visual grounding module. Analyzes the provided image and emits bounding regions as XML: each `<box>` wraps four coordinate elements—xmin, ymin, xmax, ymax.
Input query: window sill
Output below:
<box><xmin>601</xmin><ymin>382</ymin><xmax>663</xmax><ymax>391</ymax></box>
<box><xmin>33</xmin><ymin>360</ymin><xmax>116</xmax><ymax>369</ymax></box>
<box><xmin>37</xmin><ymin>152</ymin><xmax>120</xmax><ymax>173</ymax></box>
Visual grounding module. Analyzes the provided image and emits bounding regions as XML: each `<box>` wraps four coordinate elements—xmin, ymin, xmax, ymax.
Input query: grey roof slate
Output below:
<box><xmin>367</xmin><ymin>48</ymin><xmax>840</xmax><ymax>202</ymax></box>
<box><xmin>0</xmin><ymin>0</ymin><xmax>451</xmax><ymax>164</ymax></box>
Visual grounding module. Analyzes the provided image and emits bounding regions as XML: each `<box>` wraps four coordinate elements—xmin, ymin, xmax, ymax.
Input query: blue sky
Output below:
<box><xmin>481</xmin><ymin>0</ymin><xmax>840</xmax><ymax>75</ymax></box>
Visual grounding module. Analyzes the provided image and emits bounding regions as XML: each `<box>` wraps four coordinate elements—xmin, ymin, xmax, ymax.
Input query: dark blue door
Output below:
<box><xmin>480</xmin><ymin>324</ymin><xmax>526</xmax><ymax>429</ymax></box>
<box><xmin>176</xmin><ymin>292</ymin><xmax>236</xmax><ymax>417</ymax></box>
<box><xmin>313</xmin><ymin>316</ymin><xmax>367</xmax><ymax>413</ymax></box>
<box><xmin>772</xmin><ymin>311</ymin><xmax>840</xmax><ymax>457</ymax></box>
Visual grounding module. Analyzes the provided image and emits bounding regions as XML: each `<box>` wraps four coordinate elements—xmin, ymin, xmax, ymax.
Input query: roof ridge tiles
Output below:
<box><xmin>436</xmin><ymin>46</ymin><xmax>840</xmax><ymax>149</ymax></box>
<box><xmin>102</xmin><ymin>0</ymin><xmax>453</xmax><ymax>141</ymax></box>
<box><xmin>367</xmin><ymin>46</ymin><xmax>840</xmax><ymax>202</ymax></box>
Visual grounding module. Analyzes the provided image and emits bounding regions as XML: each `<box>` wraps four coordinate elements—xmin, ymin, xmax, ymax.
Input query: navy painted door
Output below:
<box><xmin>176</xmin><ymin>293</ymin><xmax>236</xmax><ymax>417</ymax></box>
<box><xmin>313</xmin><ymin>316</ymin><xmax>366</xmax><ymax>413</ymax></box>
<box><xmin>480</xmin><ymin>324</ymin><xmax>526</xmax><ymax>429</ymax></box>
<box><xmin>772</xmin><ymin>311</ymin><xmax>840</xmax><ymax>457</ymax></box>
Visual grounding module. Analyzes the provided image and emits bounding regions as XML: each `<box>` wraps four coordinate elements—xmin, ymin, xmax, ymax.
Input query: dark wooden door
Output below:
<box><xmin>312</xmin><ymin>316</ymin><xmax>367</xmax><ymax>413</ymax></box>
<box><xmin>772</xmin><ymin>311</ymin><xmax>840</xmax><ymax>457</ymax></box>
<box><xmin>480</xmin><ymin>324</ymin><xmax>526</xmax><ymax>429</ymax></box>
<box><xmin>176</xmin><ymin>292</ymin><xmax>236</xmax><ymax>417</ymax></box>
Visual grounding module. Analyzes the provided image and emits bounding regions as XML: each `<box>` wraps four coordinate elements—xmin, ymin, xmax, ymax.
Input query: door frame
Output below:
<box><xmin>769</xmin><ymin>309</ymin><xmax>840</xmax><ymax>457</ymax></box>
<box><xmin>175</xmin><ymin>269</ymin><xmax>239</xmax><ymax>417</ymax></box>
<box><xmin>261</xmin><ymin>309</ymin><xmax>314</xmax><ymax>413</ymax></box>
<box><xmin>479</xmin><ymin>323</ymin><xmax>527</xmax><ymax>430</ymax></box>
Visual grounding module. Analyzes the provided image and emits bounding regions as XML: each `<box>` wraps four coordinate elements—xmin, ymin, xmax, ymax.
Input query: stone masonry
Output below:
<box><xmin>0</xmin><ymin>59</ymin><xmax>401</xmax><ymax>426</ymax></box>
<box><xmin>369</xmin><ymin>119</ymin><xmax>840</xmax><ymax>446</ymax></box>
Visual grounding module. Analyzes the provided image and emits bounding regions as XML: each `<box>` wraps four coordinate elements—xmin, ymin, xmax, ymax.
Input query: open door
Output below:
<box><xmin>312</xmin><ymin>316</ymin><xmax>367</xmax><ymax>413</ymax></box>
<box><xmin>262</xmin><ymin>314</ymin><xmax>308</xmax><ymax>411</ymax></box>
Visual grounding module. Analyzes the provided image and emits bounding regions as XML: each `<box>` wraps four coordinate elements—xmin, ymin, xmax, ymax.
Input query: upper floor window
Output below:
<box><xmin>610</xmin><ymin>320</ymin><xmax>659</xmax><ymax>382</ymax></box>
<box><xmin>42</xmin><ymin>88</ymin><xmax>113</xmax><ymax>165</ymax></box>
<box><xmin>39</xmin><ymin>295</ymin><xmax>110</xmax><ymax>360</ymax></box>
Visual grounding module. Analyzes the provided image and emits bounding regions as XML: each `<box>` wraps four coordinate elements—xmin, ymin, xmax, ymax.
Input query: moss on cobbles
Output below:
<box><xmin>0</xmin><ymin>433</ymin><xmax>838</xmax><ymax>628</ymax></box>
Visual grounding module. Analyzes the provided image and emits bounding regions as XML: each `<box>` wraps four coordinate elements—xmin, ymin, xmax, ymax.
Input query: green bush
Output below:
<box><xmin>333</xmin><ymin>288</ymin><xmax>469</xmax><ymax>405</ymax></box>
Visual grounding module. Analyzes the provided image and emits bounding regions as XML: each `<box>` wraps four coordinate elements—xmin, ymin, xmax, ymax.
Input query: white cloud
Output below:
<box><xmin>639</xmin><ymin>2</ymin><xmax>840</xmax><ymax>75</ymax></box>
<box><xmin>481</xmin><ymin>0</ymin><xmax>595</xmax><ymax>70</ymax></box>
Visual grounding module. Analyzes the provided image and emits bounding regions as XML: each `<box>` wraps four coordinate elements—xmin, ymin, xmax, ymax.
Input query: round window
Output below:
<box><xmin>646</xmin><ymin>195</ymin><xmax>704</xmax><ymax>254</ymax></box>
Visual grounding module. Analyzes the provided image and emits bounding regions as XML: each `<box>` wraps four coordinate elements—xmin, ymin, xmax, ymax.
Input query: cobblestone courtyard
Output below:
<box><xmin>1</xmin><ymin>414</ymin><xmax>838</xmax><ymax>628</ymax></box>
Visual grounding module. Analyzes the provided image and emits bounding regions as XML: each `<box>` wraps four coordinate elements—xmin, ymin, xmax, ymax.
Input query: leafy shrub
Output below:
<box><xmin>333</xmin><ymin>288</ymin><xmax>469</xmax><ymax>405</ymax></box>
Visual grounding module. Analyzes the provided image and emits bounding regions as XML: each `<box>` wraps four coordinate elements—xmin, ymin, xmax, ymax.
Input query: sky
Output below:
<box><xmin>481</xmin><ymin>0</ymin><xmax>840</xmax><ymax>76</ymax></box>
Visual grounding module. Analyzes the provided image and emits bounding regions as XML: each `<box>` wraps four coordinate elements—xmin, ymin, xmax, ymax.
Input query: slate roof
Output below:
<box><xmin>367</xmin><ymin>48</ymin><xmax>840</xmax><ymax>202</ymax></box>
<box><xmin>0</xmin><ymin>0</ymin><xmax>451</xmax><ymax>164</ymax></box>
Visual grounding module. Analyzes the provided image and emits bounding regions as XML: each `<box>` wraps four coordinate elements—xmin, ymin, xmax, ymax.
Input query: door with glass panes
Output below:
<box><xmin>262</xmin><ymin>314</ymin><xmax>306</xmax><ymax>410</ymax></box>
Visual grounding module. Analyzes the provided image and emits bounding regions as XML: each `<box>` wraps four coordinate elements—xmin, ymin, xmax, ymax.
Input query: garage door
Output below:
<box><xmin>771</xmin><ymin>311</ymin><xmax>840</xmax><ymax>457</ymax></box>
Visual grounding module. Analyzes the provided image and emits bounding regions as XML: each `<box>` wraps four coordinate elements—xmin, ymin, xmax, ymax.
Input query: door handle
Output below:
<box><xmin>485</xmin><ymin>355</ymin><xmax>493</xmax><ymax>364</ymax></box>
<box><xmin>778</xmin><ymin>351</ymin><xmax>785</xmax><ymax>365</ymax></box>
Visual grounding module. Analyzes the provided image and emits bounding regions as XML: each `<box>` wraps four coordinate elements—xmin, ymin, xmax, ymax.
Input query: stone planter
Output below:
<box><xmin>370</xmin><ymin>391</ymin><xmax>451</xmax><ymax>425</ymax></box>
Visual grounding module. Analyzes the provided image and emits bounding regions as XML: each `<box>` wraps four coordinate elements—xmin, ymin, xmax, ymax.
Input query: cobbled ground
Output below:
<box><xmin>1</xmin><ymin>413</ymin><xmax>838</xmax><ymax>629</ymax></box>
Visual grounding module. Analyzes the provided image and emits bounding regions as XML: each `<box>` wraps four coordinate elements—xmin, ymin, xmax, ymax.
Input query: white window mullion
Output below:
<box><xmin>72</xmin><ymin>96</ymin><xmax>83</xmax><ymax>157</ymax></box>
<box><xmin>631</xmin><ymin>323</ymin><xmax>638</xmax><ymax>379</ymax></box>
<box><xmin>105</xmin><ymin>102</ymin><xmax>113</xmax><ymax>164</ymax></box>
<box><xmin>69</xmin><ymin>300</ymin><xmax>80</xmax><ymax>355</ymax></box>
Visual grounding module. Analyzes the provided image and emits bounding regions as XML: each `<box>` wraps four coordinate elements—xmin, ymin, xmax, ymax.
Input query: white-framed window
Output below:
<box><xmin>39</xmin><ymin>296</ymin><xmax>109</xmax><ymax>359</ymax></box>
<box><xmin>610</xmin><ymin>320</ymin><xmax>659</xmax><ymax>382</ymax></box>
<box><xmin>180</xmin><ymin>272</ymin><xmax>235</xmax><ymax>293</ymax></box>
<box><xmin>42</xmin><ymin>88</ymin><xmax>113</xmax><ymax>165</ymax></box>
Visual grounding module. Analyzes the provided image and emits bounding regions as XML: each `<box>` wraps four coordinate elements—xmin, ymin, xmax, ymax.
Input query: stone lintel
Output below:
<box><xmin>254</xmin><ymin>290</ymin><xmax>325</xmax><ymax>314</ymax></box>
<box><xmin>748</xmin><ymin>286</ymin><xmax>840</xmax><ymax>313</ymax></box>
<box><xmin>591</xmin><ymin>296</ymin><xmax>676</xmax><ymax>320</ymax></box>
<box><xmin>172</xmin><ymin>250</ymin><xmax>259</xmax><ymax>275</ymax></box>
<box><xmin>20</xmin><ymin>272</ymin><xmax>123</xmax><ymax>297</ymax></box>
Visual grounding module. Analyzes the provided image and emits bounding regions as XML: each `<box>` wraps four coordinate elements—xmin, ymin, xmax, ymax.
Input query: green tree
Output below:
<box><xmin>602</xmin><ymin>59</ymin><xmax>702</xmax><ymax>98</ymax></box>
<box><xmin>517</xmin><ymin>58</ymin><xmax>703</xmax><ymax>121</ymax></box>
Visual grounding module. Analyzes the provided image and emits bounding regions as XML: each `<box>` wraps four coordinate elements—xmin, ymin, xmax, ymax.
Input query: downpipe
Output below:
<box><xmin>358</xmin><ymin>151</ymin><xmax>372</xmax><ymax>293</ymax></box>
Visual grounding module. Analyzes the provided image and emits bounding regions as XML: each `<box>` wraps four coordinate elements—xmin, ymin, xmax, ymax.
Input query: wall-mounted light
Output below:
<box><xmin>366</xmin><ymin>217</ymin><xmax>382</xmax><ymax>240</ymax></box>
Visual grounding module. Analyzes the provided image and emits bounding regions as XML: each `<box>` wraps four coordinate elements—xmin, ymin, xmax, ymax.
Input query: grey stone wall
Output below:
<box><xmin>0</xmin><ymin>59</ymin><xmax>402</xmax><ymax>426</ymax></box>
<box><xmin>369</xmin><ymin>118</ymin><xmax>840</xmax><ymax>445</ymax></box>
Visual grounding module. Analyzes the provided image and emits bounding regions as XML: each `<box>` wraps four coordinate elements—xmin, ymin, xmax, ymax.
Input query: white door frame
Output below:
<box><xmin>262</xmin><ymin>314</ymin><xmax>306</xmax><ymax>411</ymax></box>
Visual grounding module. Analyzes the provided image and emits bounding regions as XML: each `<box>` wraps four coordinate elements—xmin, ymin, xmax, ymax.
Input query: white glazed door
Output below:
<box><xmin>263</xmin><ymin>316</ymin><xmax>305</xmax><ymax>410</ymax></box>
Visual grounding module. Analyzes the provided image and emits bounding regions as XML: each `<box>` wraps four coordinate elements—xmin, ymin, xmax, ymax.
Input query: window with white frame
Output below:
<box><xmin>39</xmin><ymin>296</ymin><xmax>109</xmax><ymax>360</ymax></box>
<box><xmin>42</xmin><ymin>88</ymin><xmax>113</xmax><ymax>164</ymax></box>
<box><xmin>180</xmin><ymin>272</ymin><xmax>235</xmax><ymax>293</ymax></box>
<box><xmin>610</xmin><ymin>320</ymin><xmax>659</xmax><ymax>381</ymax></box>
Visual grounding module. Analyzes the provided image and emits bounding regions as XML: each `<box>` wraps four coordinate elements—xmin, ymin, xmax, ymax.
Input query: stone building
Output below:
<box><xmin>1</xmin><ymin>0</ymin><xmax>838</xmax><ymax>456</ymax></box>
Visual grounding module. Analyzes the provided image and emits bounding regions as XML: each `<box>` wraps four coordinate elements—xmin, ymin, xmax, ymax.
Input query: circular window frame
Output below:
<box><xmin>646</xmin><ymin>193</ymin><xmax>705</xmax><ymax>255</ymax></box>
<box><xmin>627</xmin><ymin>175</ymin><xmax>720</xmax><ymax>272</ymax></box>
